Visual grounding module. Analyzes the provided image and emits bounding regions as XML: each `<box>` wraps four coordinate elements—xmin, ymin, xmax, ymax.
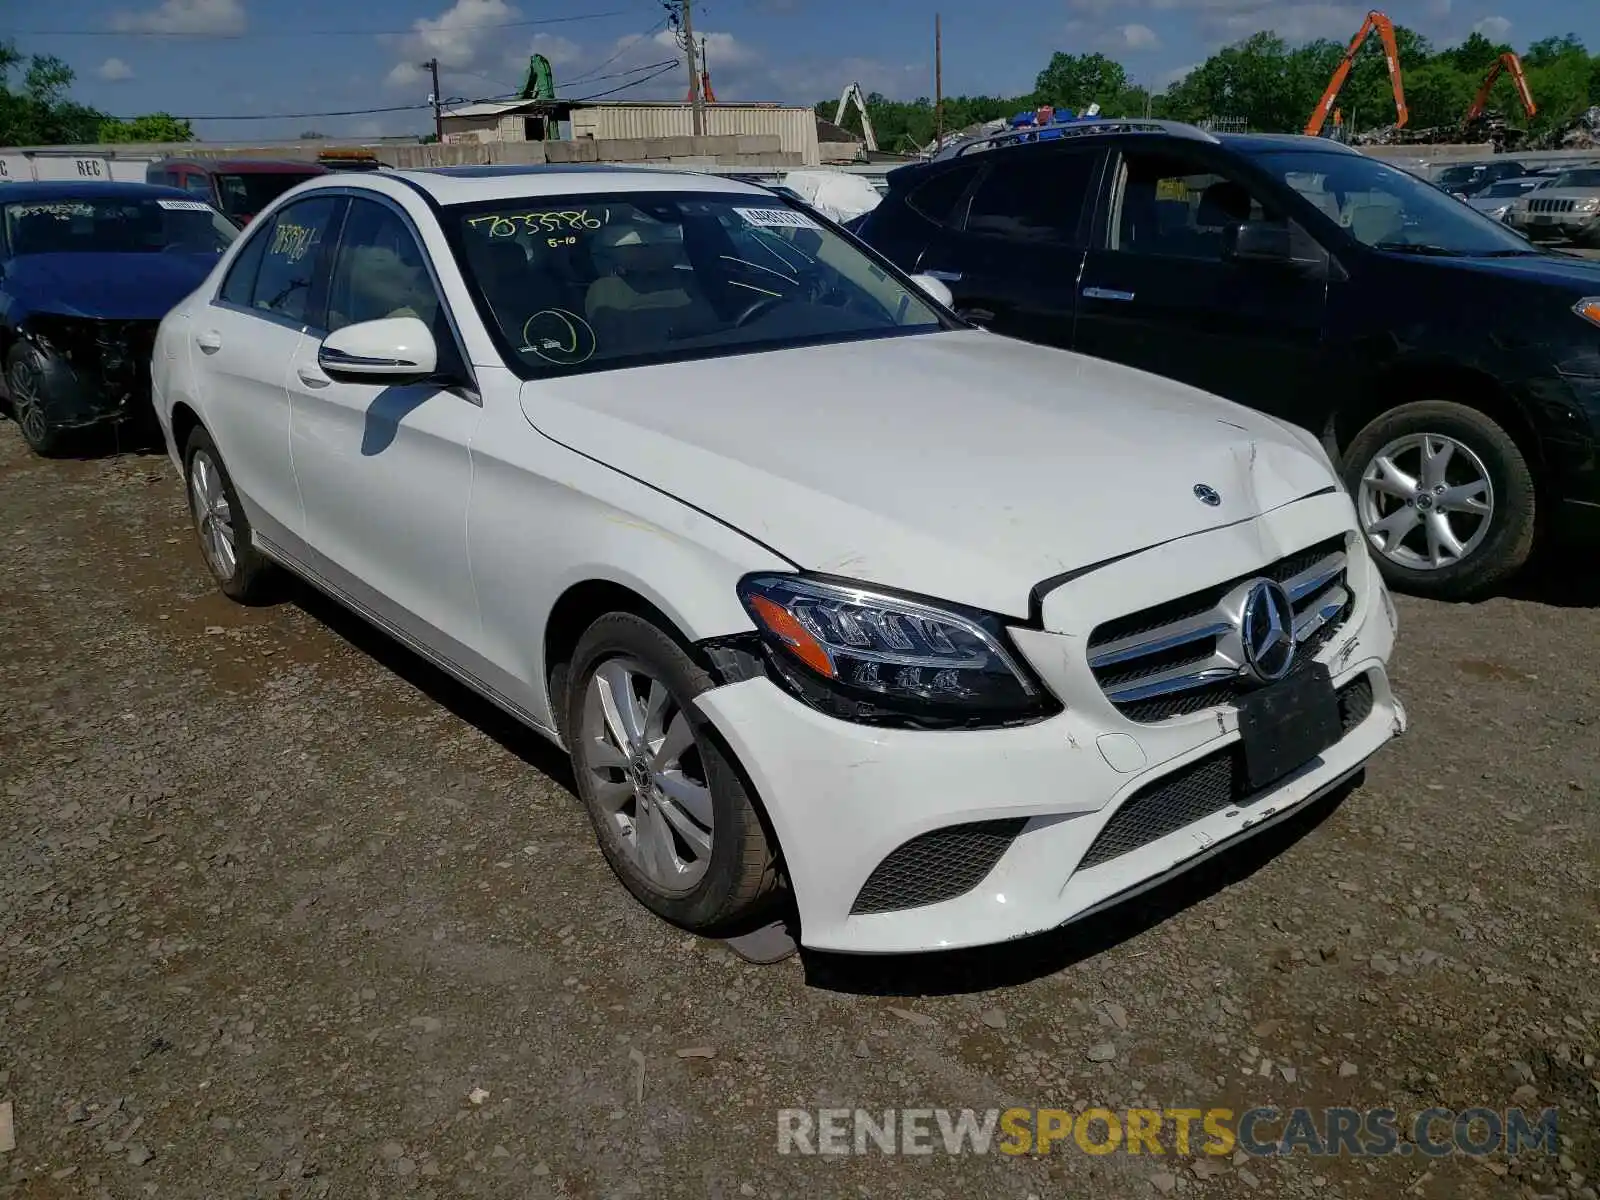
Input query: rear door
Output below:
<box><xmin>914</xmin><ymin>145</ymin><xmax>1103</xmax><ymax>348</ymax></box>
<box><xmin>1073</xmin><ymin>146</ymin><xmax>1330</xmax><ymax>421</ymax></box>
<box><xmin>191</xmin><ymin>192</ymin><xmax>345</xmax><ymax>548</ymax></box>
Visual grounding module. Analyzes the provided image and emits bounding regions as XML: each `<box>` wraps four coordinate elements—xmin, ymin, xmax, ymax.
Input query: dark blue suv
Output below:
<box><xmin>857</xmin><ymin>120</ymin><xmax>1600</xmax><ymax>601</ymax></box>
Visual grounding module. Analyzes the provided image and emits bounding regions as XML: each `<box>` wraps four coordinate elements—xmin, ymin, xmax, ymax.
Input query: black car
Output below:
<box><xmin>1432</xmin><ymin>159</ymin><xmax>1529</xmax><ymax>199</ymax></box>
<box><xmin>0</xmin><ymin>181</ymin><xmax>237</xmax><ymax>454</ymax></box>
<box><xmin>857</xmin><ymin>121</ymin><xmax>1600</xmax><ymax>600</ymax></box>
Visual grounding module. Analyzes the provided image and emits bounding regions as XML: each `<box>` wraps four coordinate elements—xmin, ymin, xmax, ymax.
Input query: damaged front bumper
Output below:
<box><xmin>18</xmin><ymin>315</ymin><xmax>160</xmax><ymax>429</ymax></box>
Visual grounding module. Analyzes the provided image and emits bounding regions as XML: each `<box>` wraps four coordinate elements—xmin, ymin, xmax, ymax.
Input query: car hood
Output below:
<box><xmin>518</xmin><ymin>331</ymin><xmax>1338</xmax><ymax>619</ymax></box>
<box><xmin>1514</xmin><ymin>188</ymin><xmax>1600</xmax><ymax>204</ymax></box>
<box><xmin>4</xmin><ymin>252</ymin><xmax>221</xmax><ymax>321</ymax></box>
<box><xmin>1419</xmin><ymin>249</ymin><xmax>1600</xmax><ymax>290</ymax></box>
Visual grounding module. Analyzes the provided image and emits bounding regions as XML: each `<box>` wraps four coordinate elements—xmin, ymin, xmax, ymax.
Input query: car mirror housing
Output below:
<box><xmin>1224</xmin><ymin>222</ymin><xmax>1295</xmax><ymax>265</ymax></box>
<box><xmin>317</xmin><ymin>316</ymin><xmax>439</xmax><ymax>383</ymax></box>
<box><xmin>909</xmin><ymin>273</ymin><xmax>955</xmax><ymax>309</ymax></box>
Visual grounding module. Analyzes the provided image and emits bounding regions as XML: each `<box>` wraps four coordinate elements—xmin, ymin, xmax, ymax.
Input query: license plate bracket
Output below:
<box><xmin>1237</xmin><ymin>665</ymin><xmax>1341</xmax><ymax>793</ymax></box>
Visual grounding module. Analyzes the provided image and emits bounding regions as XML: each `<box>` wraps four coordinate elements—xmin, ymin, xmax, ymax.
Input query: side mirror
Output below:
<box><xmin>317</xmin><ymin>316</ymin><xmax>438</xmax><ymax>383</ymax></box>
<box><xmin>1224</xmin><ymin>221</ymin><xmax>1295</xmax><ymax>265</ymax></box>
<box><xmin>909</xmin><ymin>273</ymin><xmax>955</xmax><ymax>308</ymax></box>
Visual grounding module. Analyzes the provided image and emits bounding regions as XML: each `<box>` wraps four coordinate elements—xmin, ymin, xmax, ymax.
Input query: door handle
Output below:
<box><xmin>296</xmin><ymin>366</ymin><xmax>331</xmax><ymax>389</ymax></box>
<box><xmin>1082</xmin><ymin>287</ymin><xmax>1136</xmax><ymax>302</ymax></box>
<box><xmin>196</xmin><ymin>330</ymin><xmax>223</xmax><ymax>354</ymax></box>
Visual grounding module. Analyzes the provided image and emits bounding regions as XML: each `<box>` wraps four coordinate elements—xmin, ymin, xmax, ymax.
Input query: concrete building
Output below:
<box><xmin>440</xmin><ymin>99</ymin><xmax>821</xmax><ymax>166</ymax></box>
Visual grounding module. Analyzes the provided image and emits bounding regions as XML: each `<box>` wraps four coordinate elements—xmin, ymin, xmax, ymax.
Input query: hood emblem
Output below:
<box><xmin>1193</xmin><ymin>483</ymin><xmax>1222</xmax><ymax>507</ymax></box>
<box><xmin>1240</xmin><ymin>580</ymin><xmax>1296</xmax><ymax>684</ymax></box>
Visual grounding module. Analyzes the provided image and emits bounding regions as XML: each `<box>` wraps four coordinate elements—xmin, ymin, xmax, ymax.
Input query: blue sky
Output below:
<box><xmin>6</xmin><ymin>0</ymin><xmax>1597</xmax><ymax>142</ymax></box>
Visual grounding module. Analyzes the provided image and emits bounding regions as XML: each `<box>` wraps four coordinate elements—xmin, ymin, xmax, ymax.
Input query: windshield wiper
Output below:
<box><xmin>1372</xmin><ymin>242</ymin><xmax>1469</xmax><ymax>257</ymax></box>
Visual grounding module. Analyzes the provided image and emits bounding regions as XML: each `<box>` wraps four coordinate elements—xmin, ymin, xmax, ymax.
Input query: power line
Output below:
<box><xmin>99</xmin><ymin>62</ymin><xmax>682</xmax><ymax>123</ymax></box>
<box><xmin>3</xmin><ymin>10</ymin><xmax>628</xmax><ymax>38</ymax></box>
<box><xmin>562</xmin><ymin>14</ymin><xmax>670</xmax><ymax>87</ymax></box>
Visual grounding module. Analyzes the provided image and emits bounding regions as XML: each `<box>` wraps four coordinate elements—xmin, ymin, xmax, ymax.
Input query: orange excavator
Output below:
<box><xmin>1464</xmin><ymin>52</ymin><xmax>1536</xmax><ymax>122</ymax></box>
<box><xmin>1305</xmin><ymin>10</ymin><xmax>1408</xmax><ymax>137</ymax></box>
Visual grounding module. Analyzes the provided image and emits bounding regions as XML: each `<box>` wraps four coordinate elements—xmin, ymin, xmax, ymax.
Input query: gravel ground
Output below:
<box><xmin>0</xmin><ymin>426</ymin><xmax>1596</xmax><ymax>1200</ymax></box>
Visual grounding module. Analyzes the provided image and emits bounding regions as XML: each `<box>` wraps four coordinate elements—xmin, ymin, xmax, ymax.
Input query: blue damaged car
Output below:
<box><xmin>0</xmin><ymin>180</ymin><xmax>238</xmax><ymax>455</ymax></box>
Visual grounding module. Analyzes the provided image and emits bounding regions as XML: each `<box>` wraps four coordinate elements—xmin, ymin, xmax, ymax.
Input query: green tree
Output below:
<box><xmin>97</xmin><ymin>112</ymin><xmax>195</xmax><ymax>143</ymax></box>
<box><xmin>1033</xmin><ymin>52</ymin><xmax>1127</xmax><ymax>112</ymax></box>
<box><xmin>0</xmin><ymin>40</ymin><xmax>105</xmax><ymax>145</ymax></box>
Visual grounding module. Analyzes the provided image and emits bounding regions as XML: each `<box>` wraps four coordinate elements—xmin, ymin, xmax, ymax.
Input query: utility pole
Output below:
<box><xmin>934</xmin><ymin>14</ymin><xmax>944</xmax><ymax>146</ymax></box>
<box><xmin>682</xmin><ymin>1</ymin><xmax>705</xmax><ymax>136</ymax></box>
<box><xmin>421</xmin><ymin>57</ymin><xmax>443</xmax><ymax>142</ymax></box>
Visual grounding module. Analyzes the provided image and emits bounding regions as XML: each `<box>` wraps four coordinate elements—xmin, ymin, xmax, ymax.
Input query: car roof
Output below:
<box><xmin>156</xmin><ymin>158</ymin><xmax>329</xmax><ymax>174</ymax></box>
<box><xmin>0</xmin><ymin>180</ymin><xmax>199</xmax><ymax>203</ymax></box>
<box><xmin>1213</xmin><ymin>132</ymin><xmax>1360</xmax><ymax>155</ymax></box>
<box><xmin>305</xmin><ymin>164</ymin><xmax>775</xmax><ymax>207</ymax></box>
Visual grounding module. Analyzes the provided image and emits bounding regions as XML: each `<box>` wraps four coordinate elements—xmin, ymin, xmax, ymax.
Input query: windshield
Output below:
<box><xmin>451</xmin><ymin>191</ymin><xmax>945</xmax><ymax>377</ymax></box>
<box><xmin>1482</xmin><ymin>180</ymin><xmax>1538</xmax><ymax>198</ymax></box>
<box><xmin>1263</xmin><ymin>151</ymin><xmax>1533</xmax><ymax>255</ymax></box>
<box><xmin>3</xmin><ymin>197</ymin><xmax>238</xmax><ymax>256</ymax></box>
<box><xmin>216</xmin><ymin>172</ymin><xmax>322</xmax><ymax>219</ymax></box>
<box><xmin>1435</xmin><ymin>165</ymin><xmax>1488</xmax><ymax>186</ymax></box>
<box><xmin>1551</xmin><ymin>169</ymin><xmax>1600</xmax><ymax>189</ymax></box>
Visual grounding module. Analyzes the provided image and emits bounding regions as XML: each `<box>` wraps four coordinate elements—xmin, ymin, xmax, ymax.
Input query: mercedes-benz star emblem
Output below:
<box><xmin>1240</xmin><ymin>579</ymin><xmax>1296</xmax><ymax>683</ymax></box>
<box><xmin>1194</xmin><ymin>483</ymin><xmax>1222</xmax><ymax>507</ymax></box>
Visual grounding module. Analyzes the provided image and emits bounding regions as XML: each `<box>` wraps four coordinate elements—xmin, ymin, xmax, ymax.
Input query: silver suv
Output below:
<box><xmin>1506</xmin><ymin>166</ymin><xmax>1600</xmax><ymax>244</ymax></box>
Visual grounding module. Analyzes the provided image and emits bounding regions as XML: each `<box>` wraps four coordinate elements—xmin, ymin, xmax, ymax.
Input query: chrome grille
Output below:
<box><xmin>1530</xmin><ymin>197</ymin><xmax>1579</xmax><ymax>214</ymax></box>
<box><xmin>1088</xmin><ymin>536</ymin><xmax>1353</xmax><ymax>723</ymax></box>
<box><xmin>1077</xmin><ymin>672</ymin><xmax>1377</xmax><ymax>870</ymax></box>
<box><xmin>850</xmin><ymin>819</ymin><xmax>1027</xmax><ymax>915</ymax></box>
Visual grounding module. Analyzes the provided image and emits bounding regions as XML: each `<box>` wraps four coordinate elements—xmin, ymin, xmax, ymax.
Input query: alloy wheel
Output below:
<box><xmin>188</xmin><ymin>449</ymin><xmax>238</xmax><ymax>581</ymax></box>
<box><xmin>8</xmin><ymin>356</ymin><xmax>50</xmax><ymax>448</ymax></box>
<box><xmin>580</xmin><ymin>657</ymin><xmax>714</xmax><ymax>890</ymax></box>
<box><xmin>1357</xmin><ymin>432</ymin><xmax>1495</xmax><ymax>571</ymax></box>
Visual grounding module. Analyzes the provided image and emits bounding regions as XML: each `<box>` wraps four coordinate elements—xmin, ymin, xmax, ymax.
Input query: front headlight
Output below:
<box><xmin>1489</xmin><ymin>204</ymin><xmax>1510</xmax><ymax>221</ymax></box>
<box><xmin>1576</xmin><ymin>298</ymin><xmax>1600</xmax><ymax>330</ymax></box>
<box><xmin>1577</xmin><ymin>198</ymin><xmax>1600</xmax><ymax>214</ymax></box>
<box><xmin>737</xmin><ymin>574</ymin><xmax>1056</xmax><ymax>728</ymax></box>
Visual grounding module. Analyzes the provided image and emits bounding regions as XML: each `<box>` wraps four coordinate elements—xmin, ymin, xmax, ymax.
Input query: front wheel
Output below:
<box><xmin>565</xmin><ymin>613</ymin><xmax>779</xmax><ymax>933</ymax></box>
<box><xmin>1343</xmin><ymin>400</ymin><xmax>1536</xmax><ymax>601</ymax></box>
<box><xmin>5</xmin><ymin>343</ymin><xmax>67</xmax><ymax>457</ymax></box>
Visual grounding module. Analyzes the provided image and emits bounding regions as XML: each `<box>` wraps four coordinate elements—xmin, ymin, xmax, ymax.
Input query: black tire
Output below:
<box><xmin>5</xmin><ymin>342</ymin><xmax>68</xmax><ymax>457</ymax></box>
<box><xmin>1342</xmin><ymin>399</ymin><xmax>1536</xmax><ymax>601</ymax></box>
<box><xmin>183</xmin><ymin>426</ymin><xmax>278</xmax><ymax>603</ymax></box>
<box><xmin>565</xmin><ymin>612</ymin><xmax>779</xmax><ymax>933</ymax></box>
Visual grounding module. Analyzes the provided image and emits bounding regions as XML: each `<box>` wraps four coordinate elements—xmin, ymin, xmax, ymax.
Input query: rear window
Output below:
<box><xmin>967</xmin><ymin>151</ymin><xmax>1098</xmax><ymax>245</ymax></box>
<box><xmin>905</xmin><ymin>164</ymin><xmax>979</xmax><ymax>226</ymax></box>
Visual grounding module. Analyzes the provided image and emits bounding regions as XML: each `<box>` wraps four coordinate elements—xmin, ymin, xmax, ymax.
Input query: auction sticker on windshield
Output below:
<box><xmin>157</xmin><ymin>199</ymin><xmax>214</xmax><ymax>211</ymax></box>
<box><xmin>735</xmin><ymin>207</ymin><xmax>820</xmax><ymax>230</ymax></box>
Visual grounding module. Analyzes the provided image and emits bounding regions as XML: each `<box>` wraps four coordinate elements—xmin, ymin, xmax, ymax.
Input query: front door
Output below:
<box><xmin>915</xmin><ymin>145</ymin><xmax>1102</xmax><ymax>349</ymax></box>
<box><xmin>1073</xmin><ymin>147</ymin><xmax>1331</xmax><ymax>422</ymax></box>
<box><xmin>286</xmin><ymin>195</ymin><xmax>485</xmax><ymax>660</ymax></box>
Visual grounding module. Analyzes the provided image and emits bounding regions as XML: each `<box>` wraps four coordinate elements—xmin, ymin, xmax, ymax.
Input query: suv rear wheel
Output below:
<box><xmin>1343</xmin><ymin>399</ymin><xmax>1536</xmax><ymax>600</ymax></box>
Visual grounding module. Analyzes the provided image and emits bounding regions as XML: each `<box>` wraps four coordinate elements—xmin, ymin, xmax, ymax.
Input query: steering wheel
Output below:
<box><xmin>732</xmin><ymin>294</ymin><xmax>787</xmax><ymax>329</ymax></box>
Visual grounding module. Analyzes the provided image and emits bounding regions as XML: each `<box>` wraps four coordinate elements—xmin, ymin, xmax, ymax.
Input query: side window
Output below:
<box><xmin>184</xmin><ymin>173</ymin><xmax>212</xmax><ymax>198</ymax></box>
<box><xmin>218</xmin><ymin>224</ymin><xmax>270</xmax><ymax>306</ymax></box>
<box><xmin>966</xmin><ymin>150</ymin><xmax>1099</xmax><ymax>245</ymax></box>
<box><xmin>1113</xmin><ymin>151</ymin><xmax>1280</xmax><ymax>261</ymax></box>
<box><xmin>249</xmin><ymin>196</ymin><xmax>343</xmax><ymax>327</ymax></box>
<box><xmin>906</xmin><ymin>163</ymin><xmax>980</xmax><ymax>227</ymax></box>
<box><xmin>325</xmin><ymin>198</ymin><xmax>442</xmax><ymax>333</ymax></box>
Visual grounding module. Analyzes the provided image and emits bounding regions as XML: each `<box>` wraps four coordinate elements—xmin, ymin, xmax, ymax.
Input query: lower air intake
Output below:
<box><xmin>1077</xmin><ymin>672</ymin><xmax>1377</xmax><ymax>871</ymax></box>
<box><xmin>850</xmin><ymin>819</ymin><xmax>1027</xmax><ymax>916</ymax></box>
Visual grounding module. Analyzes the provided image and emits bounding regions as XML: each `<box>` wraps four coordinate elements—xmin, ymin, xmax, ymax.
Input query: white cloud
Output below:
<box><xmin>1160</xmin><ymin>61</ymin><xmax>1203</xmax><ymax>87</ymax></box>
<box><xmin>1115</xmin><ymin>23</ymin><xmax>1161</xmax><ymax>49</ymax></box>
<box><xmin>96</xmin><ymin>57</ymin><xmax>135</xmax><ymax>81</ymax></box>
<box><xmin>1472</xmin><ymin>14</ymin><xmax>1511</xmax><ymax>38</ymax></box>
<box><xmin>112</xmin><ymin>0</ymin><xmax>246</xmax><ymax>36</ymax></box>
<box><xmin>386</xmin><ymin>0</ymin><xmax>518</xmax><ymax>88</ymax></box>
<box><xmin>527</xmin><ymin>33</ymin><xmax>581</xmax><ymax>68</ymax></box>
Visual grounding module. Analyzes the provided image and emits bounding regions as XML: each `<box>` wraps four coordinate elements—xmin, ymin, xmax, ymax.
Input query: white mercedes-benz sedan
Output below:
<box><xmin>150</xmin><ymin>165</ymin><xmax>1405</xmax><ymax>954</ymax></box>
